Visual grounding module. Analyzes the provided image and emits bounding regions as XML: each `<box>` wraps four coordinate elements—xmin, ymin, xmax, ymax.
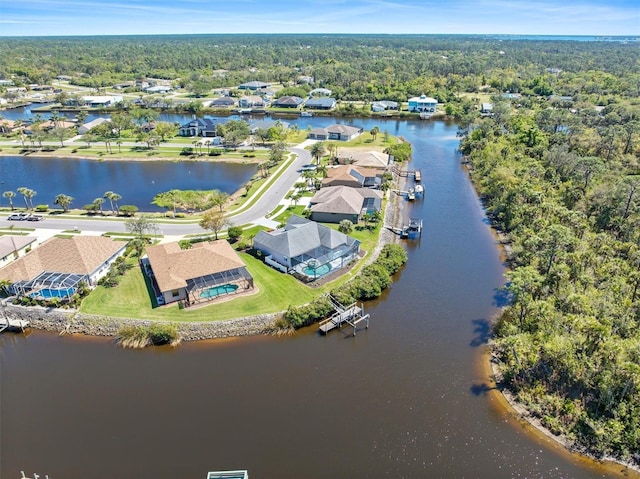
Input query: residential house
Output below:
<box><xmin>0</xmin><ymin>236</ymin><xmax>37</xmax><ymax>269</ymax></box>
<box><xmin>78</xmin><ymin>118</ymin><xmax>111</xmax><ymax>135</ymax></box>
<box><xmin>0</xmin><ymin>119</ymin><xmax>20</xmax><ymax>134</ymax></box>
<box><xmin>145</xmin><ymin>85</ymin><xmax>173</xmax><ymax>94</ymax></box>
<box><xmin>322</xmin><ymin>165</ymin><xmax>381</xmax><ymax>189</ymax></box>
<box><xmin>371</xmin><ymin>100</ymin><xmax>399</xmax><ymax>112</ymax></box>
<box><xmin>309</xmin><ymin>88</ymin><xmax>332</xmax><ymax>97</ymax></box>
<box><xmin>0</xmin><ymin>236</ymin><xmax>127</xmax><ymax>299</ymax></box>
<box><xmin>178</xmin><ymin>118</ymin><xmax>218</xmax><ymax>137</ymax></box>
<box><xmin>407</xmin><ymin>94</ymin><xmax>438</xmax><ymax>113</ymax></box>
<box><xmin>253</xmin><ymin>215</ymin><xmax>360</xmax><ymax>278</ymax></box>
<box><xmin>272</xmin><ymin>96</ymin><xmax>304</xmax><ymax>108</ymax></box>
<box><xmin>480</xmin><ymin>103</ymin><xmax>493</xmax><ymax>114</ymax></box>
<box><xmin>144</xmin><ymin>240</ymin><xmax>253</xmax><ymax>306</ymax></box>
<box><xmin>304</xmin><ymin>97</ymin><xmax>336</xmax><ymax>110</ymax></box>
<box><xmin>6</xmin><ymin>87</ymin><xmax>27</xmax><ymax>97</ymax></box>
<box><xmin>238</xmin><ymin>81</ymin><xmax>270</xmax><ymax>91</ymax></box>
<box><xmin>297</xmin><ymin>75</ymin><xmax>314</xmax><ymax>85</ymax></box>
<box><xmin>36</xmin><ymin>120</ymin><xmax>76</xmax><ymax>131</ymax></box>
<box><xmin>209</xmin><ymin>96</ymin><xmax>236</xmax><ymax>108</ymax></box>
<box><xmin>309</xmin><ymin>186</ymin><xmax>383</xmax><ymax>224</ymax></box>
<box><xmin>336</xmin><ymin>150</ymin><xmax>391</xmax><ymax>171</ymax></box>
<box><xmin>79</xmin><ymin>95</ymin><xmax>124</xmax><ymax>107</ymax></box>
<box><xmin>238</xmin><ymin>95</ymin><xmax>265</xmax><ymax>108</ymax></box>
<box><xmin>308</xmin><ymin>124</ymin><xmax>363</xmax><ymax>141</ymax></box>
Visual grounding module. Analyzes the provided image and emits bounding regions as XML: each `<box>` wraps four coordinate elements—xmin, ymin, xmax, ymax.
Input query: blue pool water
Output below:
<box><xmin>30</xmin><ymin>288</ymin><xmax>74</xmax><ymax>299</ymax></box>
<box><xmin>303</xmin><ymin>263</ymin><xmax>332</xmax><ymax>277</ymax></box>
<box><xmin>199</xmin><ymin>284</ymin><xmax>239</xmax><ymax>299</ymax></box>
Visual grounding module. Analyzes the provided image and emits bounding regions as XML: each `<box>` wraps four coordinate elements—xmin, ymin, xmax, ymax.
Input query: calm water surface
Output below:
<box><xmin>0</xmin><ymin>120</ymin><xmax>628</xmax><ymax>478</ymax></box>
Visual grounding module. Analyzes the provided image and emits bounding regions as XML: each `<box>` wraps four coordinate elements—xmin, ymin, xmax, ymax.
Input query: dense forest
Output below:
<box><xmin>1</xmin><ymin>34</ymin><xmax>640</xmax><ymax>464</ymax></box>
<box><xmin>0</xmin><ymin>35</ymin><xmax>638</xmax><ymax>106</ymax></box>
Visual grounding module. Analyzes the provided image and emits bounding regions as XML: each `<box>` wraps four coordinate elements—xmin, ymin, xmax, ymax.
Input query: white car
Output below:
<box><xmin>7</xmin><ymin>212</ymin><xmax>29</xmax><ymax>221</ymax></box>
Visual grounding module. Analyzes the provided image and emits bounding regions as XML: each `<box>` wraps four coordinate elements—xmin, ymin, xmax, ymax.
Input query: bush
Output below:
<box><xmin>179</xmin><ymin>239</ymin><xmax>192</xmax><ymax>249</ymax></box>
<box><xmin>35</xmin><ymin>204</ymin><xmax>49</xmax><ymax>212</ymax></box>
<box><xmin>180</xmin><ymin>147</ymin><xmax>194</xmax><ymax>156</ymax></box>
<box><xmin>116</xmin><ymin>323</ymin><xmax>180</xmax><ymax>348</ymax></box>
<box><xmin>227</xmin><ymin>226</ymin><xmax>243</xmax><ymax>243</ymax></box>
<box><xmin>209</xmin><ymin>149</ymin><xmax>222</xmax><ymax>156</ymax></box>
<box><xmin>118</xmin><ymin>205</ymin><xmax>138</xmax><ymax>216</ymax></box>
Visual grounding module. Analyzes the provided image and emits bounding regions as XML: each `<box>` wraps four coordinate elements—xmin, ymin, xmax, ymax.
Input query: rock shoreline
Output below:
<box><xmin>1</xmin><ymin>173</ymin><xmax>404</xmax><ymax>341</ymax></box>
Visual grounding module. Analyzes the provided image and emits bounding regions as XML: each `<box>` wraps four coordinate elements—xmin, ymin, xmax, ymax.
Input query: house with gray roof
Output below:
<box><xmin>179</xmin><ymin>118</ymin><xmax>218</xmax><ymax>137</ymax></box>
<box><xmin>305</xmin><ymin>97</ymin><xmax>336</xmax><ymax>110</ymax></box>
<box><xmin>238</xmin><ymin>95</ymin><xmax>265</xmax><ymax>108</ymax></box>
<box><xmin>308</xmin><ymin>124</ymin><xmax>363</xmax><ymax>141</ymax></box>
<box><xmin>239</xmin><ymin>81</ymin><xmax>270</xmax><ymax>91</ymax></box>
<box><xmin>309</xmin><ymin>186</ymin><xmax>383</xmax><ymax>224</ymax></box>
<box><xmin>249</xmin><ymin>120</ymin><xmax>290</xmax><ymax>134</ymax></box>
<box><xmin>210</xmin><ymin>96</ymin><xmax>236</xmax><ymax>108</ymax></box>
<box><xmin>253</xmin><ymin>215</ymin><xmax>360</xmax><ymax>280</ymax></box>
<box><xmin>78</xmin><ymin>118</ymin><xmax>111</xmax><ymax>135</ymax></box>
<box><xmin>371</xmin><ymin>100</ymin><xmax>399</xmax><ymax>112</ymax></box>
<box><xmin>272</xmin><ymin>96</ymin><xmax>304</xmax><ymax>108</ymax></box>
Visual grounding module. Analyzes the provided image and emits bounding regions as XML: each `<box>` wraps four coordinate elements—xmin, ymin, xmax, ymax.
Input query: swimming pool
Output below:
<box><xmin>199</xmin><ymin>284</ymin><xmax>239</xmax><ymax>299</ymax></box>
<box><xmin>30</xmin><ymin>287</ymin><xmax>75</xmax><ymax>299</ymax></box>
<box><xmin>302</xmin><ymin>263</ymin><xmax>332</xmax><ymax>278</ymax></box>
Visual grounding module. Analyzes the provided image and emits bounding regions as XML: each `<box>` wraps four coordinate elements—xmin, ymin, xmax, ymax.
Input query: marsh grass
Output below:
<box><xmin>116</xmin><ymin>322</ymin><xmax>181</xmax><ymax>348</ymax></box>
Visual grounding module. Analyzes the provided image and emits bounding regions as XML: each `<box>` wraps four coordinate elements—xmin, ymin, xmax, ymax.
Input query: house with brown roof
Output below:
<box><xmin>0</xmin><ymin>236</ymin><xmax>37</xmax><ymax>268</ymax></box>
<box><xmin>322</xmin><ymin>165</ymin><xmax>382</xmax><ymax>189</ymax></box>
<box><xmin>336</xmin><ymin>150</ymin><xmax>391</xmax><ymax>171</ymax></box>
<box><xmin>144</xmin><ymin>240</ymin><xmax>253</xmax><ymax>307</ymax></box>
<box><xmin>0</xmin><ymin>119</ymin><xmax>20</xmax><ymax>134</ymax></box>
<box><xmin>309</xmin><ymin>186</ymin><xmax>383</xmax><ymax>224</ymax></box>
<box><xmin>0</xmin><ymin>236</ymin><xmax>126</xmax><ymax>300</ymax></box>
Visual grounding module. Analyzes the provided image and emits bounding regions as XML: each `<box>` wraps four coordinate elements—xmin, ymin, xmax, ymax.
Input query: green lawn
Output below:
<box><xmin>81</xmin><ymin>253</ymin><xmax>337</xmax><ymax>321</ymax></box>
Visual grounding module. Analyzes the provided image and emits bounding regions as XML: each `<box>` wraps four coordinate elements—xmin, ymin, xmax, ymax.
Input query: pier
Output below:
<box><xmin>319</xmin><ymin>295</ymin><xmax>370</xmax><ymax>336</ymax></box>
<box><xmin>391</xmin><ymin>165</ymin><xmax>422</xmax><ymax>182</ymax></box>
<box><xmin>0</xmin><ymin>316</ymin><xmax>30</xmax><ymax>334</ymax></box>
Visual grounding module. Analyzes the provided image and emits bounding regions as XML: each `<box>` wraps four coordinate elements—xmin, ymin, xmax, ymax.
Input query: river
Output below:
<box><xmin>0</xmin><ymin>119</ymin><xmax>629</xmax><ymax>478</ymax></box>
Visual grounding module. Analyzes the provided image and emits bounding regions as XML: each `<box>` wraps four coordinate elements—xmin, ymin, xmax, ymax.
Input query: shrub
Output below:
<box><xmin>35</xmin><ymin>204</ymin><xmax>49</xmax><ymax>212</ymax></box>
<box><xmin>179</xmin><ymin>239</ymin><xmax>192</xmax><ymax>249</ymax></box>
<box><xmin>180</xmin><ymin>147</ymin><xmax>194</xmax><ymax>156</ymax></box>
<box><xmin>209</xmin><ymin>149</ymin><xmax>222</xmax><ymax>156</ymax></box>
<box><xmin>118</xmin><ymin>205</ymin><xmax>138</xmax><ymax>216</ymax></box>
<box><xmin>227</xmin><ymin>226</ymin><xmax>243</xmax><ymax>243</ymax></box>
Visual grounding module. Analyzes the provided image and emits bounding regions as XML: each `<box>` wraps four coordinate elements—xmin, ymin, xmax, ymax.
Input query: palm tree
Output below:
<box><xmin>54</xmin><ymin>193</ymin><xmax>73</xmax><ymax>212</ymax></box>
<box><xmin>93</xmin><ymin>197</ymin><xmax>105</xmax><ymax>215</ymax></box>
<box><xmin>310</xmin><ymin>141</ymin><xmax>326</xmax><ymax>165</ymax></box>
<box><xmin>3</xmin><ymin>191</ymin><xmax>16</xmax><ymax>210</ymax></box>
<box><xmin>370</xmin><ymin>126</ymin><xmax>380</xmax><ymax>141</ymax></box>
<box><xmin>110</xmin><ymin>193</ymin><xmax>122</xmax><ymax>214</ymax></box>
<box><xmin>104</xmin><ymin>191</ymin><xmax>121</xmax><ymax>215</ymax></box>
<box><xmin>17</xmin><ymin>187</ymin><xmax>36</xmax><ymax>210</ymax></box>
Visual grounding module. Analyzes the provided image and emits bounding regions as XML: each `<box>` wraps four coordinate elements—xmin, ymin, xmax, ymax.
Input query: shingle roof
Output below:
<box><xmin>254</xmin><ymin>215</ymin><xmax>355</xmax><ymax>259</ymax></box>
<box><xmin>339</xmin><ymin>151</ymin><xmax>390</xmax><ymax>169</ymax></box>
<box><xmin>146</xmin><ymin>240</ymin><xmax>246</xmax><ymax>292</ymax></box>
<box><xmin>323</xmin><ymin>165</ymin><xmax>379</xmax><ymax>187</ymax></box>
<box><xmin>0</xmin><ymin>236</ymin><xmax>37</xmax><ymax>259</ymax></box>
<box><xmin>274</xmin><ymin>96</ymin><xmax>304</xmax><ymax>106</ymax></box>
<box><xmin>305</xmin><ymin>97</ymin><xmax>336</xmax><ymax>108</ymax></box>
<box><xmin>0</xmin><ymin>236</ymin><xmax>125</xmax><ymax>283</ymax></box>
<box><xmin>310</xmin><ymin>186</ymin><xmax>383</xmax><ymax>215</ymax></box>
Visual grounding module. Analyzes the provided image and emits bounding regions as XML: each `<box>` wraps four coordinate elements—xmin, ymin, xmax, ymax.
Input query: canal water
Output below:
<box><xmin>0</xmin><ymin>119</ymin><xmax>629</xmax><ymax>478</ymax></box>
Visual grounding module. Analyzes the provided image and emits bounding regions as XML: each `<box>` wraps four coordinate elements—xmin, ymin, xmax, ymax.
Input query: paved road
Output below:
<box><xmin>0</xmin><ymin>145</ymin><xmax>313</xmax><ymax>237</ymax></box>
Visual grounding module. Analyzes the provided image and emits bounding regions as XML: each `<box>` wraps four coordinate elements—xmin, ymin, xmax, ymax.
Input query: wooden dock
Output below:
<box><xmin>319</xmin><ymin>296</ymin><xmax>370</xmax><ymax>336</ymax></box>
<box><xmin>391</xmin><ymin>165</ymin><xmax>422</xmax><ymax>182</ymax></box>
<box><xmin>0</xmin><ymin>316</ymin><xmax>30</xmax><ymax>334</ymax></box>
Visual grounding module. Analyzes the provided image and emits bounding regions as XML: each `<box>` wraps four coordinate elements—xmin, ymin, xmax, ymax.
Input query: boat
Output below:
<box><xmin>407</xmin><ymin>188</ymin><xmax>415</xmax><ymax>201</ymax></box>
<box><xmin>401</xmin><ymin>218</ymin><xmax>423</xmax><ymax>239</ymax></box>
<box><xmin>300</xmin><ymin>111</ymin><xmax>313</xmax><ymax>117</ymax></box>
<box><xmin>414</xmin><ymin>184</ymin><xmax>424</xmax><ymax>197</ymax></box>
<box><xmin>206</xmin><ymin>470</ymin><xmax>249</xmax><ymax>479</ymax></box>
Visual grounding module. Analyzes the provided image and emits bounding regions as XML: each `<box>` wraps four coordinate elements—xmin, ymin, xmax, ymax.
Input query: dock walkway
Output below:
<box><xmin>318</xmin><ymin>296</ymin><xmax>370</xmax><ymax>336</ymax></box>
<box><xmin>0</xmin><ymin>316</ymin><xmax>30</xmax><ymax>334</ymax></box>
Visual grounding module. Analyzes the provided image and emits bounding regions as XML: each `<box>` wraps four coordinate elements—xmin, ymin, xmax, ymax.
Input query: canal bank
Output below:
<box><xmin>1</xmin><ymin>119</ymin><xmax>632</xmax><ymax>479</ymax></box>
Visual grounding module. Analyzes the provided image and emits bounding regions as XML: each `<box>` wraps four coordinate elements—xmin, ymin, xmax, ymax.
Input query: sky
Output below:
<box><xmin>0</xmin><ymin>0</ymin><xmax>638</xmax><ymax>37</ymax></box>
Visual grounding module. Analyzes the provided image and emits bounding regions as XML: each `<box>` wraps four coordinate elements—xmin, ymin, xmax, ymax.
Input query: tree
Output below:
<box><xmin>104</xmin><ymin>191</ymin><xmax>121</xmax><ymax>215</ymax></box>
<box><xmin>51</xmin><ymin>126</ymin><xmax>73</xmax><ymax>147</ymax></box>
<box><xmin>199</xmin><ymin>210</ymin><xmax>230</xmax><ymax>240</ymax></box>
<box><xmin>83</xmin><ymin>133</ymin><xmax>97</xmax><ymax>148</ymax></box>
<box><xmin>210</xmin><ymin>190</ymin><xmax>229</xmax><ymax>212</ymax></box>
<box><xmin>152</xmin><ymin>190</ymin><xmax>181</xmax><ymax>217</ymax></box>
<box><xmin>125</xmin><ymin>214</ymin><xmax>158</xmax><ymax>238</ymax></box>
<box><xmin>54</xmin><ymin>193</ymin><xmax>73</xmax><ymax>212</ymax></box>
<box><xmin>269</xmin><ymin>140</ymin><xmax>287</xmax><ymax>164</ymax></box>
<box><xmin>227</xmin><ymin>225</ymin><xmax>243</xmax><ymax>243</ymax></box>
<box><xmin>310</xmin><ymin>141</ymin><xmax>326</xmax><ymax>164</ymax></box>
<box><xmin>92</xmin><ymin>197</ymin><xmax>105</xmax><ymax>215</ymax></box>
<box><xmin>17</xmin><ymin>187</ymin><xmax>36</xmax><ymax>210</ymax></box>
<box><xmin>3</xmin><ymin>191</ymin><xmax>16</xmax><ymax>210</ymax></box>
<box><xmin>338</xmin><ymin>219</ymin><xmax>354</xmax><ymax>234</ymax></box>
<box><xmin>291</xmin><ymin>191</ymin><xmax>302</xmax><ymax>207</ymax></box>
<box><xmin>219</xmin><ymin>119</ymin><xmax>250</xmax><ymax>148</ymax></box>
<box><xmin>370</xmin><ymin>126</ymin><xmax>380</xmax><ymax>141</ymax></box>
<box><xmin>153</xmin><ymin>121</ymin><xmax>177</xmax><ymax>142</ymax></box>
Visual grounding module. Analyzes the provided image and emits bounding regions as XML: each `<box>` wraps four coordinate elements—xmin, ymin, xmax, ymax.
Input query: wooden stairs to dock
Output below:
<box><xmin>318</xmin><ymin>295</ymin><xmax>370</xmax><ymax>336</ymax></box>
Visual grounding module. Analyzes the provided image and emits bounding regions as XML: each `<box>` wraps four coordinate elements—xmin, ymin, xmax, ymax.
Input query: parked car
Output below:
<box><xmin>7</xmin><ymin>212</ymin><xmax>29</xmax><ymax>221</ymax></box>
<box><xmin>26</xmin><ymin>214</ymin><xmax>44</xmax><ymax>221</ymax></box>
